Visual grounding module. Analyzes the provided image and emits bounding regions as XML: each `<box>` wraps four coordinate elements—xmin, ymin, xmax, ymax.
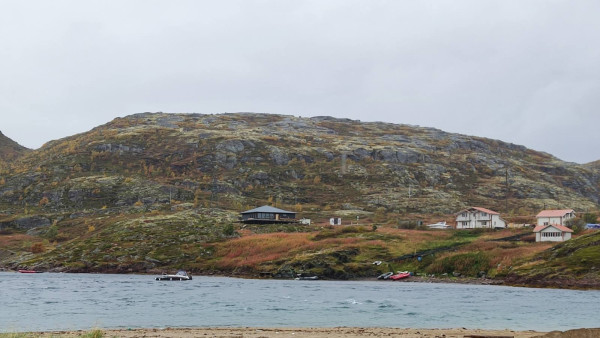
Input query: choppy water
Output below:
<box><xmin>1</xmin><ymin>272</ymin><xmax>599</xmax><ymax>332</ymax></box>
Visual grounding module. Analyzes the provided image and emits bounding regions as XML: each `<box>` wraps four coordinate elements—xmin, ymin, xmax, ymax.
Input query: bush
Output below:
<box><xmin>451</xmin><ymin>228</ymin><xmax>486</xmax><ymax>238</ymax></box>
<box><xmin>583</xmin><ymin>213</ymin><xmax>598</xmax><ymax>224</ymax></box>
<box><xmin>30</xmin><ymin>242</ymin><xmax>45</xmax><ymax>253</ymax></box>
<box><xmin>222</xmin><ymin>223</ymin><xmax>235</xmax><ymax>236</ymax></box>
<box><xmin>45</xmin><ymin>225</ymin><xmax>58</xmax><ymax>240</ymax></box>
<box><xmin>426</xmin><ymin>252</ymin><xmax>490</xmax><ymax>277</ymax></box>
<box><xmin>565</xmin><ymin>218</ymin><xmax>586</xmax><ymax>234</ymax></box>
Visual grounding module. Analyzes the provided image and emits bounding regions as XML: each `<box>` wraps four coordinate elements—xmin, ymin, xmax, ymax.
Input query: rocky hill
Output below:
<box><xmin>1</xmin><ymin>112</ymin><xmax>598</xmax><ymax>216</ymax></box>
<box><xmin>0</xmin><ymin>131</ymin><xmax>29</xmax><ymax>165</ymax></box>
<box><xmin>585</xmin><ymin>160</ymin><xmax>600</xmax><ymax>170</ymax></box>
<box><xmin>0</xmin><ymin>112</ymin><xmax>599</xmax><ymax>283</ymax></box>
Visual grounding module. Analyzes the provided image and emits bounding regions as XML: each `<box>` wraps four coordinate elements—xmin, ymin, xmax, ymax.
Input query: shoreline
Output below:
<box><xmin>4</xmin><ymin>269</ymin><xmax>599</xmax><ymax>290</ymax></box>
<box><xmin>28</xmin><ymin>327</ymin><xmax>550</xmax><ymax>338</ymax></box>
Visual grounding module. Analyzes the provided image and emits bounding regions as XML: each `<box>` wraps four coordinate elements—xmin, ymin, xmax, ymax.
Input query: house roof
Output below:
<box><xmin>533</xmin><ymin>224</ymin><xmax>574</xmax><ymax>233</ymax></box>
<box><xmin>536</xmin><ymin>209</ymin><xmax>575</xmax><ymax>218</ymax></box>
<box><xmin>241</xmin><ymin>205</ymin><xmax>296</xmax><ymax>214</ymax></box>
<box><xmin>457</xmin><ymin>207</ymin><xmax>499</xmax><ymax>215</ymax></box>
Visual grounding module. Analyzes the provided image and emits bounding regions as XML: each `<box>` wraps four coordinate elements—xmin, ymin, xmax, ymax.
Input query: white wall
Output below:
<box><xmin>491</xmin><ymin>215</ymin><xmax>506</xmax><ymax>228</ymax></box>
<box><xmin>536</xmin><ymin>212</ymin><xmax>575</xmax><ymax>226</ymax></box>
<box><xmin>537</xmin><ymin>217</ymin><xmax>563</xmax><ymax>226</ymax></box>
<box><xmin>536</xmin><ymin>227</ymin><xmax>571</xmax><ymax>242</ymax></box>
<box><xmin>456</xmin><ymin>211</ymin><xmax>505</xmax><ymax>229</ymax></box>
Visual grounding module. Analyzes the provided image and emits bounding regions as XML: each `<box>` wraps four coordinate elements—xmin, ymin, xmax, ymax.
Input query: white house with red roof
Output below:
<box><xmin>533</xmin><ymin>224</ymin><xmax>573</xmax><ymax>242</ymax></box>
<box><xmin>536</xmin><ymin>209</ymin><xmax>576</xmax><ymax>226</ymax></box>
<box><xmin>455</xmin><ymin>207</ymin><xmax>506</xmax><ymax>229</ymax></box>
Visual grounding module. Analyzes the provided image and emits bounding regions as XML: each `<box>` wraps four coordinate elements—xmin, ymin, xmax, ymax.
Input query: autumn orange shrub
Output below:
<box><xmin>31</xmin><ymin>242</ymin><xmax>45</xmax><ymax>253</ymax></box>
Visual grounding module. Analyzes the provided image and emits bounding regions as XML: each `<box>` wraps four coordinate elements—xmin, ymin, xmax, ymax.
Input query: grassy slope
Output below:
<box><xmin>505</xmin><ymin>230</ymin><xmax>600</xmax><ymax>288</ymax></box>
<box><xmin>2</xmin><ymin>211</ymin><xmax>598</xmax><ymax>288</ymax></box>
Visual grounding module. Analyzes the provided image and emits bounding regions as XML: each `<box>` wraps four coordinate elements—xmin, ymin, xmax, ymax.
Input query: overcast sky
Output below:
<box><xmin>1</xmin><ymin>1</ymin><xmax>599</xmax><ymax>163</ymax></box>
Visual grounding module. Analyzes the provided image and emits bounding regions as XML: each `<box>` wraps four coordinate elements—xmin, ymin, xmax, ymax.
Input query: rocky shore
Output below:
<box><xmin>28</xmin><ymin>327</ymin><xmax>600</xmax><ymax>337</ymax></box>
<box><xmin>32</xmin><ymin>327</ymin><xmax>546</xmax><ymax>338</ymax></box>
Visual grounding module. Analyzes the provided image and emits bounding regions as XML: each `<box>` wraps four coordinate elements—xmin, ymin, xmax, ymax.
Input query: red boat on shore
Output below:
<box><xmin>18</xmin><ymin>269</ymin><xmax>42</xmax><ymax>273</ymax></box>
<box><xmin>389</xmin><ymin>271</ymin><xmax>411</xmax><ymax>280</ymax></box>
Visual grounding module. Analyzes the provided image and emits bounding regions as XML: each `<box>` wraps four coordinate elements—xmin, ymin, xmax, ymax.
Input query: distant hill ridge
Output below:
<box><xmin>0</xmin><ymin>130</ymin><xmax>29</xmax><ymax>163</ymax></box>
<box><xmin>0</xmin><ymin>112</ymin><xmax>599</xmax><ymax>215</ymax></box>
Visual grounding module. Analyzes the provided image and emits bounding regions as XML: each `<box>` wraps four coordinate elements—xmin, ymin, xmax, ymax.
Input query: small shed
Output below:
<box><xmin>533</xmin><ymin>224</ymin><xmax>573</xmax><ymax>242</ymax></box>
<box><xmin>240</xmin><ymin>205</ymin><xmax>297</xmax><ymax>224</ymax></box>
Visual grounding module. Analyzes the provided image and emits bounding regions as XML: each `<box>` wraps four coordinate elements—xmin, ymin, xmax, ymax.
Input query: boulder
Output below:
<box><xmin>14</xmin><ymin>216</ymin><xmax>51</xmax><ymax>229</ymax></box>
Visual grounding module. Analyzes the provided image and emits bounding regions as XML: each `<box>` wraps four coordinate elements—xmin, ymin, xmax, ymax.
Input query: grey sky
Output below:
<box><xmin>2</xmin><ymin>1</ymin><xmax>599</xmax><ymax>163</ymax></box>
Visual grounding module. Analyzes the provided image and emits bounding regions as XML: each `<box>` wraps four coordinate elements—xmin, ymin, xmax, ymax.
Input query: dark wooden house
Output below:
<box><xmin>240</xmin><ymin>205</ymin><xmax>297</xmax><ymax>224</ymax></box>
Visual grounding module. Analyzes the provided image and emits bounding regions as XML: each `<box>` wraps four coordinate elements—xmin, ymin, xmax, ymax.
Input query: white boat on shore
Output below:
<box><xmin>426</xmin><ymin>221</ymin><xmax>452</xmax><ymax>229</ymax></box>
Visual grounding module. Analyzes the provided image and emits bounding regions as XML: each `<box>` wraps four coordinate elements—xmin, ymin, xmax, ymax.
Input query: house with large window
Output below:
<box><xmin>536</xmin><ymin>209</ymin><xmax>575</xmax><ymax>226</ymax></box>
<box><xmin>533</xmin><ymin>224</ymin><xmax>573</xmax><ymax>242</ymax></box>
<box><xmin>455</xmin><ymin>207</ymin><xmax>506</xmax><ymax>229</ymax></box>
<box><xmin>240</xmin><ymin>205</ymin><xmax>297</xmax><ymax>224</ymax></box>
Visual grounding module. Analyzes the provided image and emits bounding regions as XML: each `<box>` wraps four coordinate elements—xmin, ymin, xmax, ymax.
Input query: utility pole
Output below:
<box><xmin>505</xmin><ymin>166</ymin><xmax>509</xmax><ymax>214</ymax></box>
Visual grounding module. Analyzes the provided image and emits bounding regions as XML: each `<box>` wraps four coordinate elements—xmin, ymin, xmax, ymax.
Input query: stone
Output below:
<box><xmin>14</xmin><ymin>216</ymin><xmax>51</xmax><ymax>229</ymax></box>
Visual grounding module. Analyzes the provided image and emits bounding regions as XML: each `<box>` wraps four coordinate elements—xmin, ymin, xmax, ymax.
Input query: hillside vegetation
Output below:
<box><xmin>0</xmin><ymin>113</ymin><xmax>599</xmax><ymax>287</ymax></box>
<box><xmin>0</xmin><ymin>131</ymin><xmax>29</xmax><ymax>169</ymax></box>
<box><xmin>505</xmin><ymin>230</ymin><xmax>600</xmax><ymax>288</ymax></box>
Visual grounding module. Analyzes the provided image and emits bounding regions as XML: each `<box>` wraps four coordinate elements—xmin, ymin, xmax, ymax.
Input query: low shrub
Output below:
<box><xmin>426</xmin><ymin>252</ymin><xmax>490</xmax><ymax>277</ymax></box>
<box><xmin>30</xmin><ymin>242</ymin><xmax>45</xmax><ymax>254</ymax></box>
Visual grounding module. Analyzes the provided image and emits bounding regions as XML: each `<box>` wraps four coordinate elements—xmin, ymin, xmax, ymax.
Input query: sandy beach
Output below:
<box><xmin>31</xmin><ymin>327</ymin><xmax>552</xmax><ymax>338</ymax></box>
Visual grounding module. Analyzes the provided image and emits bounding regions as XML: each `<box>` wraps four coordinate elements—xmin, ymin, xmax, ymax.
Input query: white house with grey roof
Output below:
<box><xmin>240</xmin><ymin>205</ymin><xmax>297</xmax><ymax>224</ymax></box>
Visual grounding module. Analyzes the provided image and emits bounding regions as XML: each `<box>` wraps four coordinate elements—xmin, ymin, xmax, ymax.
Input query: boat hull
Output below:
<box><xmin>155</xmin><ymin>271</ymin><xmax>192</xmax><ymax>281</ymax></box>
<box><xmin>377</xmin><ymin>272</ymin><xmax>394</xmax><ymax>280</ymax></box>
<box><xmin>389</xmin><ymin>272</ymin><xmax>411</xmax><ymax>280</ymax></box>
<box><xmin>295</xmin><ymin>276</ymin><xmax>319</xmax><ymax>280</ymax></box>
<box><xmin>155</xmin><ymin>276</ymin><xmax>191</xmax><ymax>281</ymax></box>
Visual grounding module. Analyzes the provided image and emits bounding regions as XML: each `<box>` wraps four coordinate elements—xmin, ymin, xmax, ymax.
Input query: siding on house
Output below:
<box><xmin>455</xmin><ymin>207</ymin><xmax>506</xmax><ymax>229</ymax></box>
<box><xmin>533</xmin><ymin>224</ymin><xmax>573</xmax><ymax>242</ymax></box>
<box><xmin>536</xmin><ymin>209</ymin><xmax>575</xmax><ymax>226</ymax></box>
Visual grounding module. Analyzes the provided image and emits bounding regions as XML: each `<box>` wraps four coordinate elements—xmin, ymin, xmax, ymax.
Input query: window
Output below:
<box><xmin>462</xmin><ymin>221</ymin><xmax>469</xmax><ymax>226</ymax></box>
<box><xmin>542</xmin><ymin>232</ymin><xmax>561</xmax><ymax>237</ymax></box>
<box><xmin>257</xmin><ymin>213</ymin><xmax>275</xmax><ymax>219</ymax></box>
<box><xmin>481</xmin><ymin>212</ymin><xmax>488</xmax><ymax>217</ymax></box>
<box><xmin>481</xmin><ymin>221</ymin><xmax>487</xmax><ymax>226</ymax></box>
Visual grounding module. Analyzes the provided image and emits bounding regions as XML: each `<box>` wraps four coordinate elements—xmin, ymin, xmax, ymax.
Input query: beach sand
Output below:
<box><xmin>34</xmin><ymin>327</ymin><xmax>549</xmax><ymax>338</ymax></box>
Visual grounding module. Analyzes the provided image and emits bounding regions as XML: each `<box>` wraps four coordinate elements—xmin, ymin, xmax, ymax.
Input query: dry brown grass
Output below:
<box><xmin>215</xmin><ymin>233</ymin><xmax>316</xmax><ymax>268</ymax></box>
<box><xmin>214</xmin><ymin>231</ymin><xmax>396</xmax><ymax>268</ymax></box>
<box><xmin>0</xmin><ymin>234</ymin><xmax>37</xmax><ymax>249</ymax></box>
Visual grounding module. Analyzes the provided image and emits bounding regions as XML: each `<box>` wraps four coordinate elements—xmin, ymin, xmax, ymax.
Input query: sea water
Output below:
<box><xmin>0</xmin><ymin>272</ymin><xmax>598</xmax><ymax>332</ymax></box>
